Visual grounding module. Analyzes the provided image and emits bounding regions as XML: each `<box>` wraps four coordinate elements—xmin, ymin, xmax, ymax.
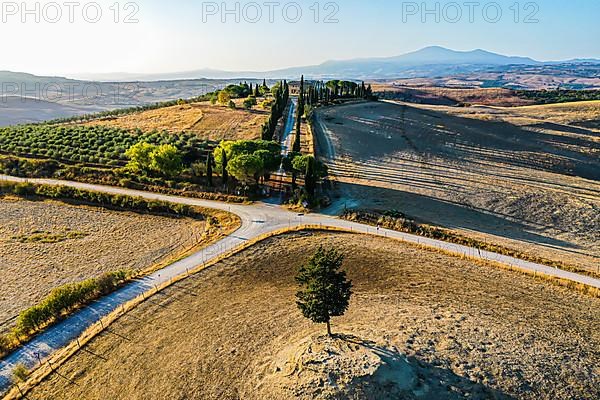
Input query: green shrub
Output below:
<box><xmin>12</xmin><ymin>363</ymin><xmax>29</xmax><ymax>383</ymax></box>
<box><xmin>13</xmin><ymin>270</ymin><xmax>132</xmax><ymax>338</ymax></box>
<box><xmin>0</xmin><ymin>334</ymin><xmax>11</xmax><ymax>354</ymax></box>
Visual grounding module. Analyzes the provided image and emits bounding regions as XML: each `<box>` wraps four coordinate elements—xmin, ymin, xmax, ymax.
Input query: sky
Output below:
<box><xmin>1</xmin><ymin>0</ymin><xmax>599</xmax><ymax>77</ymax></box>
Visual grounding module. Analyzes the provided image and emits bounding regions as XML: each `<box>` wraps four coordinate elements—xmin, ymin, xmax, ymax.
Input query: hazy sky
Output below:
<box><xmin>1</xmin><ymin>0</ymin><xmax>599</xmax><ymax>76</ymax></box>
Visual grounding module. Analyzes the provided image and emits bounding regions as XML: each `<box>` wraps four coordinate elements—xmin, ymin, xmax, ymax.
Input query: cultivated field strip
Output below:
<box><xmin>314</xmin><ymin>101</ymin><xmax>600</xmax><ymax>272</ymax></box>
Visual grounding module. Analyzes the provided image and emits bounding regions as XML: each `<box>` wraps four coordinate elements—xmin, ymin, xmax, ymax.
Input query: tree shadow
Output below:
<box><xmin>323</xmin><ymin>101</ymin><xmax>600</xmax><ymax>182</ymax></box>
<box><xmin>528</xmin><ymin>121</ymin><xmax>599</xmax><ymax>137</ymax></box>
<box><xmin>335</xmin><ymin>333</ymin><xmax>517</xmax><ymax>400</ymax></box>
<box><xmin>571</xmin><ymin>119</ymin><xmax>600</xmax><ymax>131</ymax></box>
<box><xmin>315</xmin><ymin>101</ymin><xmax>600</xmax><ymax>255</ymax></box>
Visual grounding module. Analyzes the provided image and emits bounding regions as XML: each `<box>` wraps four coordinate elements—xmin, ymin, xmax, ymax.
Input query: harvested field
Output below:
<box><xmin>25</xmin><ymin>232</ymin><xmax>600</xmax><ymax>400</ymax></box>
<box><xmin>81</xmin><ymin>100</ymin><xmax>269</xmax><ymax>141</ymax></box>
<box><xmin>0</xmin><ymin>197</ymin><xmax>210</xmax><ymax>333</ymax></box>
<box><xmin>371</xmin><ymin>85</ymin><xmax>534</xmax><ymax>107</ymax></box>
<box><xmin>314</xmin><ymin>101</ymin><xmax>600</xmax><ymax>274</ymax></box>
<box><xmin>431</xmin><ymin>100</ymin><xmax>600</xmax><ymax>132</ymax></box>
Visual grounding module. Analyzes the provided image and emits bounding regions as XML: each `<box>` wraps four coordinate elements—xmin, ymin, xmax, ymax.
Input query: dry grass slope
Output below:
<box><xmin>315</xmin><ymin>101</ymin><xmax>600</xmax><ymax>274</ymax></box>
<box><xmin>80</xmin><ymin>101</ymin><xmax>270</xmax><ymax>141</ymax></box>
<box><xmin>23</xmin><ymin>232</ymin><xmax>600</xmax><ymax>400</ymax></box>
<box><xmin>0</xmin><ymin>196</ymin><xmax>208</xmax><ymax>333</ymax></box>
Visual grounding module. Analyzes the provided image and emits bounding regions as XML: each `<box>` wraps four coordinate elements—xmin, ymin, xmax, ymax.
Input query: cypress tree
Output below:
<box><xmin>305</xmin><ymin>156</ymin><xmax>316</xmax><ymax>199</ymax></box>
<box><xmin>206</xmin><ymin>153</ymin><xmax>214</xmax><ymax>187</ymax></box>
<box><xmin>298</xmin><ymin>75</ymin><xmax>305</xmax><ymax>117</ymax></box>
<box><xmin>293</xmin><ymin>110</ymin><xmax>301</xmax><ymax>153</ymax></box>
<box><xmin>296</xmin><ymin>247</ymin><xmax>352</xmax><ymax>337</ymax></box>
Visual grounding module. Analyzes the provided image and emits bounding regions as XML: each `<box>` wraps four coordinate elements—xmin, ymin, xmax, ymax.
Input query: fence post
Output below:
<box><xmin>16</xmin><ymin>383</ymin><xmax>24</xmax><ymax>398</ymax></box>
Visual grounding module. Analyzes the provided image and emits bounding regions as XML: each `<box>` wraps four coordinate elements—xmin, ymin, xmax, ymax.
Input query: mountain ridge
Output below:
<box><xmin>3</xmin><ymin>47</ymin><xmax>599</xmax><ymax>82</ymax></box>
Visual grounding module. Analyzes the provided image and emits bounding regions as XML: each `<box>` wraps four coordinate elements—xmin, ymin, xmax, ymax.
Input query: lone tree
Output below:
<box><xmin>217</xmin><ymin>90</ymin><xmax>231</xmax><ymax>105</ymax></box>
<box><xmin>296</xmin><ymin>247</ymin><xmax>352</xmax><ymax>337</ymax></box>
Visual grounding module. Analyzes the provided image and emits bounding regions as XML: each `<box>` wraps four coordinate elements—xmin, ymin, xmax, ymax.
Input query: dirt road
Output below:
<box><xmin>1</xmin><ymin>174</ymin><xmax>599</xmax><ymax>392</ymax></box>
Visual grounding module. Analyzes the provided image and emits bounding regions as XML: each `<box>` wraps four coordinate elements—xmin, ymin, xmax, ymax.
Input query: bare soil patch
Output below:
<box><xmin>314</xmin><ymin>101</ymin><xmax>600</xmax><ymax>274</ymax></box>
<box><xmin>26</xmin><ymin>232</ymin><xmax>600</xmax><ymax>400</ymax></box>
<box><xmin>426</xmin><ymin>101</ymin><xmax>600</xmax><ymax>134</ymax></box>
<box><xmin>0</xmin><ymin>197</ymin><xmax>207</xmax><ymax>333</ymax></box>
<box><xmin>370</xmin><ymin>85</ymin><xmax>534</xmax><ymax>107</ymax></box>
<box><xmin>81</xmin><ymin>101</ymin><xmax>269</xmax><ymax>141</ymax></box>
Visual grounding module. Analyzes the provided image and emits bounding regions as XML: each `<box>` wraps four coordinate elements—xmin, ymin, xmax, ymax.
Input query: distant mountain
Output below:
<box><xmin>0</xmin><ymin>70</ymin><xmax>80</xmax><ymax>86</ymax></box>
<box><xmin>3</xmin><ymin>47</ymin><xmax>600</xmax><ymax>84</ymax></box>
<box><xmin>264</xmin><ymin>47</ymin><xmax>545</xmax><ymax>80</ymax></box>
<box><xmin>328</xmin><ymin>46</ymin><xmax>541</xmax><ymax>68</ymax></box>
<box><xmin>62</xmin><ymin>46</ymin><xmax>599</xmax><ymax>81</ymax></box>
<box><xmin>394</xmin><ymin>46</ymin><xmax>540</xmax><ymax>64</ymax></box>
<box><xmin>561</xmin><ymin>58</ymin><xmax>600</xmax><ymax>64</ymax></box>
<box><xmin>2</xmin><ymin>47</ymin><xmax>600</xmax><ymax>126</ymax></box>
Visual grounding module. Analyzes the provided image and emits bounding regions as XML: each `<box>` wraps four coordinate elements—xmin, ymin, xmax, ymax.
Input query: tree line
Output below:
<box><xmin>261</xmin><ymin>80</ymin><xmax>290</xmax><ymax>141</ymax></box>
<box><xmin>304</xmin><ymin>80</ymin><xmax>374</xmax><ymax>107</ymax></box>
<box><xmin>514</xmin><ymin>89</ymin><xmax>600</xmax><ymax>104</ymax></box>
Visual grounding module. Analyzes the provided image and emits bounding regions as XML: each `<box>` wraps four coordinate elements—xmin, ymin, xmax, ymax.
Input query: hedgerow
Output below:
<box><xmin>0</xmin><ymin>181</ymin><xmax>201</xmax><ymax>218</ymax></box>
<box><xmin>0</xmin><ymin>270</ymin><xmax>133</xmax><ymax>357</ymax></box>
<box><xmin>342</xmin><ymin>209</ymin><xmax>597</xmax><ymax>278</ymax></box>
<box><xmin>514</xmin><ymin>89</ymin><xmax>600</xmax><ymax>104</ymax></box>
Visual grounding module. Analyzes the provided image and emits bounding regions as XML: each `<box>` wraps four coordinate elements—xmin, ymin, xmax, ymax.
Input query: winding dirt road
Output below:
<box><xmin>1</xmin><ymin>176</ymin><xmax>599</xmax><ymax>390</ymax></box>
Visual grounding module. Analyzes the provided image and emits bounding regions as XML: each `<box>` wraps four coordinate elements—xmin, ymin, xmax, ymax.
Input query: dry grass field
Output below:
<box><xmin>434</xmin><ymin>100</ymin><xmax>600</xmax><ymax>132</ymax></box>
<box><xmin>0</xmin><ymin>196</ymin><xmax>213</xmax><ymax>333</ymax></box>
<box><xmin>25</xmin><ymin>232</ymin><xmax>599</xmax><ymax>399</ymax></box>
<box><xmin>81</xmin><ymin>100</ymin><xmax>269</xmax><ymax>141</ymax></box>
<box><xmin>314</xmin><ymin>101</ymin><xmax>600</xmax><ymax>274</ymax></box>
<box><xmin>370</xmin><ymin>85</ymin><xmax>535</xmax><ymax>107</ymax></box>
